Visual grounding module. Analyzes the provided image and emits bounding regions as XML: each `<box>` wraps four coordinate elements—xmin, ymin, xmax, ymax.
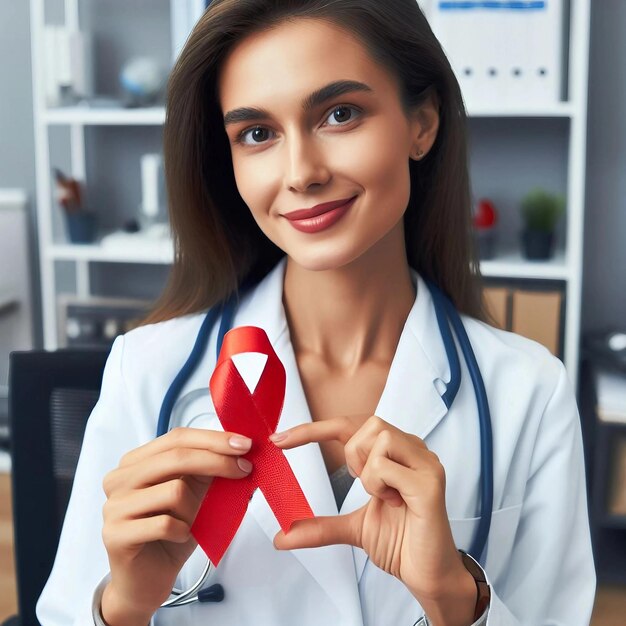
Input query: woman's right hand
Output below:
<box><xmin>99</xmin><ymin>427</ymin><xmax>254</xmax><ymax>626</ymax></box>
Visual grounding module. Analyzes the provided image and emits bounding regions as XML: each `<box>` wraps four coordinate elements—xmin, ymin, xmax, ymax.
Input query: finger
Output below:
<box><xmin>359</xmin><ymin>430</ymin><xmax>436</xmax><ymax>502</ymax></box>
<box><xmin>345</xmin><ymin>420</ymin><xmax>428</xmax><ymax>477</ymax></box>
<box><xmin>119</xmin><ymin>427</ymin><xmax>253</xmax><ymax>468</ymax></box>
<box><xmin>360</xmin><ymin>455</ymin><xmax>416</xmax><ymax>505</ymax></box>
<box><xmin>270</xmin><ymin>415</ymin><xmax>363</xmax><ymax>449</ymax></box>
<box><xmin>103</xmin><ymin>515</ymin><xmax>192</xmax><ymax>550</ymax></box>
<box><xmin>103</xmin><ymin>478</ymin><xmax>202</xmax><ymax>527</ymax></box>
<box><xmin>344</xmin><ymin>415</ymin><xmax>399</xmax><ymax>477</ymax></box>
<box><xmin>273</xmin><ymin>509</ymin><xmax>363</xmax><ymax>550</ymax></box>
<box><xmin>104</xmin><ymin>447</ymin><xmax>252</xmax><ymax>496</ymax></box>
<box><xmin>361</xmin><ymin>443</ymin><xmax>445</xmax><ymax>512</ymax></box>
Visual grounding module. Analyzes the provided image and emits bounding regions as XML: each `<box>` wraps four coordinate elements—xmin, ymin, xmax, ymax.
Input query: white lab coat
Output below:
<box><xmin>37</xmin><ymin>257</ymin><xmax>596</xmax><ymax>625</ymax></box>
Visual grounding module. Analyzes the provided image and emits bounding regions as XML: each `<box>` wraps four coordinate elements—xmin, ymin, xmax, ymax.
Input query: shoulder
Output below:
<box><xmin>460</xmin><ymin>314</ymin><xmax>567</xmax><ymax>407</ymax></box>
<box><xmin>122</xmin><ymin>311</ymin><xmax>206</xmax><ymax>364</ymax></box>
<box><xmin>111</xmin><ymin>312</ymin><xmax>210</xmax><ymax>405</ymax></box>
<box><xmin>123</xmin><ymin>311</ymin><xmax>206</xmax><ymax>353</ymax></box>
<box><xmin>114</xmin><ymin>277</ymin><xmax>267</xmax><ymax>384</ymax></box>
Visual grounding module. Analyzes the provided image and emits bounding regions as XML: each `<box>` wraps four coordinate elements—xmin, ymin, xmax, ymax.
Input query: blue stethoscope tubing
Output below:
<box><xmin>155</xmin><ymin>277</ymin><xmax>493</xmax><ymax>606</ymax></box>
<box><xmin>425</xmin><ymin>280</ymin><xmax>494</xmax><ymax>562</ymax></box>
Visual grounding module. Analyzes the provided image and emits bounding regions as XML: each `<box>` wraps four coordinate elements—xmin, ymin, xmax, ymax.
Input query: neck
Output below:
<box><xmin>282</xmin><ymin>223</ymin><xmax>416</xmax><ymax>373</ymax></box>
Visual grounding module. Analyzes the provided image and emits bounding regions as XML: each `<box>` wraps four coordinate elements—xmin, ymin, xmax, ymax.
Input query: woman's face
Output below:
<box><xmin>218</xmin><ymin>18</ymin><xmax>438</xmax><ymax>271</ymax></box>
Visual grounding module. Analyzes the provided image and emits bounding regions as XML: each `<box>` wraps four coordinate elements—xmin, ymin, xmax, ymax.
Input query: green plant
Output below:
<box><xmin>520</xmin><ymin>188</ymin><xmax>565</xmax><ymax>232</ymax></box>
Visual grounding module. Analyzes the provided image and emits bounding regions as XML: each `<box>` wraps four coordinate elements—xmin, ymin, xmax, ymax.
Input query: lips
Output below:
<box><xmin>284</xmin><ymin>196</ymin><xmax>358</xmax><ymax>221</ymax></box>
<box><xmin>283</xmin><ymin>195</ymin><xmax>357</xmax><ymax>234</ymax></box>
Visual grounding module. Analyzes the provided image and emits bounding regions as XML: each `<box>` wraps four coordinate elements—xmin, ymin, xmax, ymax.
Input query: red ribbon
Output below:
<box><xmin>191</xmin><ymin>326</ymin><xmax>314</xmax><ymax>565</ymax></box>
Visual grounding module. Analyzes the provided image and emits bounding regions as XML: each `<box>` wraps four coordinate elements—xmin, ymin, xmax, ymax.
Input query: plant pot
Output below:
<box><xmin>521</xmin><ymin>229</ymin><xmax>554</xmax><ymax>260</ymax></box>
<box><xmin>65</xmin><ymin>212</ymin><xmax>97</xmax><ymax>244</ymax></box>
<box><xmin>474</xmin><ymin>228</ymin><xmax>497</xmax><ymax>260</ymax></box>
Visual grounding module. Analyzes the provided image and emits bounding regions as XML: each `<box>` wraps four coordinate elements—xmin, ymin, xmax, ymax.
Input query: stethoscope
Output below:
<box><xmin>154</xmin><ymin>276</ymin><xmax>494</xmax><ymax>609</ymax></box>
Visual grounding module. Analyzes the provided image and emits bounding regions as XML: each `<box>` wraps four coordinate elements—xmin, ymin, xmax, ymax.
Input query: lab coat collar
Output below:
<box><xmin>234</xmin><ymin>257</ymin><xmax>451</xmax><ymax>611</ymax></box>
<box><xmin>241</xmin><ymin>255</ymin><xmax>453</xmax><ymax>386</ymax></box>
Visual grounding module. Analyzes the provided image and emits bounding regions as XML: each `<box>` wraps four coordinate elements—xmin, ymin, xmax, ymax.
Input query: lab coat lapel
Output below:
<box><xmin>372</xmin><ymin>271</ymin><xmax>451</xmax><ymax>440</ymax></box>
<box><xmin>237</xmin><ymin>258</ymin><xmax>363</xmax><ymax>622</ymax></box>
<box><xmin>339</xmin><ymin>272</ymin><xmax>451</xmax><ymax>581</ymax></box>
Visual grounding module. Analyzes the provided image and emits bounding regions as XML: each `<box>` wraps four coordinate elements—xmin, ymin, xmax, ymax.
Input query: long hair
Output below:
<box><xmin>139</xmin><ymin>0</ymin><xmax>489</xmax><ymax>326</ymax></box>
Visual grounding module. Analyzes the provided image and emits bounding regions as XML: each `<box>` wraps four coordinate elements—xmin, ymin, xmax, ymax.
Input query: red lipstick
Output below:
<box><xmin>283</xmin><ymin>195</ymin><xmax>357</xmax><ymax>234</ymax></box>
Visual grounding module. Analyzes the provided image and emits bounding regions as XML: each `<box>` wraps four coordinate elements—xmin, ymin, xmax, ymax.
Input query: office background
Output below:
<box><xmin>0</xmin><ymin>0</ymin><xmax>624</xmax><ymax>624</ymax></box>
<box><xmin>1</xmin><ymin>0</ymin><xmax>624</xmax><ymax>349</ymax></box>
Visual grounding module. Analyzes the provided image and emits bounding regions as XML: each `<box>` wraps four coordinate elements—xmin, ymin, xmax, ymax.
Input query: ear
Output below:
<box><xmin>408</xmin><ymin>88</ymin><xmax>440</xmax><ymax>160</ymax></box>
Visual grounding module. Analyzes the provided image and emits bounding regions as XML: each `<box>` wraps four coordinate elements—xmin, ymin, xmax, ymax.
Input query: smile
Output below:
<box><xmin>283</xmin><ymin>195</ymin><xmax>357</xmax><ymax>234</ymax></box>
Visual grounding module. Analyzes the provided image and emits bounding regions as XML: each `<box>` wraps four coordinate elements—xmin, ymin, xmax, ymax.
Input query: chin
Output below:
<box><xmin>283</xmin><ymin>241</ymin><xmax>369</xmax><ymax>273</ymax></box>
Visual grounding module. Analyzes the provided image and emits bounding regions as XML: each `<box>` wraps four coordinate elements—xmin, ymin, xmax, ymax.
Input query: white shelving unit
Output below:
<box><xmin>30</xmin><ymin>0</ymin><xmax>591</xmax><ymax>385</ymax></box>
<box><xmin>44</xmin><ymin>106</ymin><xmax>166</xmax><ymax>126</ymax></box>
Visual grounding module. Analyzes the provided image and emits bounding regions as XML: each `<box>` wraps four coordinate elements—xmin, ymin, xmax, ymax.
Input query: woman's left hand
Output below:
<box><xmin>271</xmin><ymin>415</ymin><xmax>467</xmax><ymax>601</ymax></box>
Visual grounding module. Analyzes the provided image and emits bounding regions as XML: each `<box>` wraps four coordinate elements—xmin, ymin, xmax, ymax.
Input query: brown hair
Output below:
<box><xmin>140</xmin><ymin>0</ymin><xmax>489</xmax><ymax>327</ymax></box>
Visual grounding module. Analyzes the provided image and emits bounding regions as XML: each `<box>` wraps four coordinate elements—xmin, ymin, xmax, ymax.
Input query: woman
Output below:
<box><xmin>37</xmin><ymin>1</ymin><xmax>596</xmax><ymax>625</ymax></box>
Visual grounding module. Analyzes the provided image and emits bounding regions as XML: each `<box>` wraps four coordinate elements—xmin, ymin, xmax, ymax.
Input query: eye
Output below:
<box><xmin>236</xmin><ymin>126</ymin><xmax>275</xmax><ymax>146</ymax></box>
<box><xmin>325</xmin><ymin>105</ymin><xmax>361</xmax><ymax>126</ymax></box>
<box><xmin>234</xmin><ymin>105</ymin><xmax>361</xmax><ymax>147</ymax></box>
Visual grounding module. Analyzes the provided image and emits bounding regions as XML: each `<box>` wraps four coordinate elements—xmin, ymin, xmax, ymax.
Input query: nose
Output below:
<box><xmin>283</xmin><ymin>131</ymin><xmax>331</xmax><ymax>192</ymax></box>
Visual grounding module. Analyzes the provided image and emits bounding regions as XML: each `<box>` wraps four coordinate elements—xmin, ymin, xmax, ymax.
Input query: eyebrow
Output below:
<box><xmin>222</xmin><ymin>79</ymin><xmax>374</xmax><ymax>127</ymax></box>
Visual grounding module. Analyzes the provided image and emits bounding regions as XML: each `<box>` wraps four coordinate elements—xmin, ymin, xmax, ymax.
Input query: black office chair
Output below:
<box><xmin>4</xmin><ymin>348</ymin><xmax>111</xmax><ymax>626</ymax></box>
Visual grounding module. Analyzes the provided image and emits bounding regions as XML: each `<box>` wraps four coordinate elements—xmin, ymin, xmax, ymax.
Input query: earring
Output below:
<box><xmin>413</xmin><ymin>149</ymin><xmax>424</xmax><ymax>160</ymax></box>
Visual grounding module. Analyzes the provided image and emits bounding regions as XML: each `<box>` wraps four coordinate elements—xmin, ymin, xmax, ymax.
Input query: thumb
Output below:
<box><xmin>273</xmin><ymin>510</ymin><xmax>362</xmax><ymax>550</ymax></box>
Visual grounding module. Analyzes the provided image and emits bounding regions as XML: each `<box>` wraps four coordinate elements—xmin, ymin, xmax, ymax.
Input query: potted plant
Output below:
<box><xmin>472</xmin><ymin>198</ymin><xmax>498</xmax><ymax>260</ymax></box>
<box><xmin>520</xmin><ymin>188</ymin><xmax>565</xmax><ymax>260</ymax></box>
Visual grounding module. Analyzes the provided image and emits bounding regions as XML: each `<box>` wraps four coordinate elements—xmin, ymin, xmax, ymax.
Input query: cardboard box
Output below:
<box><xmin>511</xmin><ymin>289</ymin><xmax>563</xmax><ymax>355</ymax></box>
<box><xmin>483</xmin><ymin>287</ymin><xmax>509</xmax><ymax>330</ymax></box>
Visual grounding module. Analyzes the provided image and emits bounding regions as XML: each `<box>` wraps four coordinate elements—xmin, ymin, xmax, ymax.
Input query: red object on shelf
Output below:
<box><xmin>473</xmin><ymin>199</ymin><xmax>498</xmax><ymax>229</ymax></box>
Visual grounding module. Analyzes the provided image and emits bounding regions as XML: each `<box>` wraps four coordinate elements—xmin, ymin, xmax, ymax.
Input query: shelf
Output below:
<box><xmin>45</xmin><ymin>239</ymin><xmax>568</xmax><ymax>280</ymax></box>
<box><xmin>40</xmin><ymin>103</ymin><xmax>574</xmax><ymax>126</ymax></box>
<box><xmin>467</xmin><ymin>102</ymin><xmax>575</xmax><ymax>118</ymax></box>
<box><xmin>479</xmin><ymin>249</ymin><xmax>569</xmax><ymax>280</ymax></box>
<box><xmin>44</xmin><ymin>106</ymin><xmax>166</xmax><ymax>126</ymax></box>
<box><xmin>47</xmin><ymin>239</ymin><xmax>174</xmax><ymax>264</ymax></box>
<box><xmin>596</xmin><ymin>417</ymin><xmax>626</xmax><ymax>429</ymax></box>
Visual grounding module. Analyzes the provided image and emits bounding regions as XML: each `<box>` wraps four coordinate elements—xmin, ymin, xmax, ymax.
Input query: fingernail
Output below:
<box><xmin>347</xmin><ymin>464</ymin><xmax>357</xmax><ymax>478</ymax></box>
<box><xmin>269</xmin><ymin>431</ymin><xmax>287</xmax><ymax>443</ymax></box>
<box><xmin>237</xmin><ymin>458</ymin><xmax>253</xmax><ymax>473</ymax></box>
<box><xmin>229</xmin><ymin>435</ymin><xmax>252</xmax><ymax>450</ymax></box>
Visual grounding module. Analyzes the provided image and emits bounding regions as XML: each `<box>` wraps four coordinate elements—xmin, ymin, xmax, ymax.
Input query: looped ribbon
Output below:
<box><xmin>191</xmin><ymin>326</ymin><xmax>314</xmax><ymax>566</ymax></box>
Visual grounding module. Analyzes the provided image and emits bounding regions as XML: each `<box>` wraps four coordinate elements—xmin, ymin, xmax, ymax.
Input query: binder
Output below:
<box><xmin>43</xmin><ymin>26</ymin><xmax>93</xmax><ymax>106</ymax></box>
<box><xmin>423</xmin><ymin>1</ymin><xmax>564</xmax><ymax>108</ymax></box>
<box><xmin>511</xmin><ymin>288</ymin><xmax>563</xmax><ymax>355</ymax></box>
<box><xmin>483</xmin><ymin>286</ymin><xmax>509</xmax><ymax>330</ymax></box>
